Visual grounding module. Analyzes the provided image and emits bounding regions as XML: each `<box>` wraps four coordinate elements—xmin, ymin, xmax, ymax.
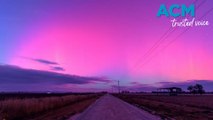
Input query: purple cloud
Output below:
<box><xmin>33</xmin><ymin>58</ymin><xmax>58</xmax><ymax>65</ymax></box>
<box><xmin>51</xmin><ymin>66</ymin><xmax>65</xmax><ymax>71</ymax></box>
<box><xmin>20</xmin><ymin>57</ymin><xmax>59</xmax><ymax>65</ymax></box>
<box><xmin>0</xmin><ymin>64</ymin><xmax>111</xmax><ymax>85</ymax></box>
<box><xmin>112</xmin><ymin>82</ymin><xmax>157</xmax><ymax>92</ymax></box>
<box><xmin>20</xmin><ymin>57</ymin><xmax>66</xmax><ymax>71</ymax></box>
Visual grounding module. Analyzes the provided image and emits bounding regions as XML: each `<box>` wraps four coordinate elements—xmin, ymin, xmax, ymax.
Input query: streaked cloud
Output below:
<box><xmin>51</xmin><ymin>66</ymin><xmax>65</xmax><ymax>71</ymax></box>
<box><xmin>20</xmin><ymin>57</ymin><xmax>65</xmax><ymax>71</ymax></box>
<box><xmin>33</xmin><ymin>58</ymin><xmax>59</xmax><ymax>65</ymax></box>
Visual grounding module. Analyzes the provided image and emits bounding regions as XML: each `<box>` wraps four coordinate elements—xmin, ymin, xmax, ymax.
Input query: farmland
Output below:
<box><xmin>0</xmin><ymin>92</ymin><xmax>102</xmax><ymax>120</ymax></box>
<box><xmin>1</xmin><ymin>92</ymin><xmax>212</xmax><ymax>120</ymax></box>
<box><xmin>115</xmin><ymin>94</ymin><xmax>213</xmax><ymax>120</ymax></box>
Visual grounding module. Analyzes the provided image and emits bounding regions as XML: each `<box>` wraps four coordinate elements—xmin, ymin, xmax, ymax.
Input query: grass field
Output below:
<box><xmin>115</xmin><ymin>94</ymin><xmax>213</xmax><ymax>120</ymax></box>
<box><xmin>0</xmin><ymin>93</ymin><xmax>102</xmax><ymax>120</ymax></box>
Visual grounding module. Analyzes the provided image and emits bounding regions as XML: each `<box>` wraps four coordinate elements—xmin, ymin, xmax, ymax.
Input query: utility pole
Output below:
<box><xmin>118</xmin><ymin>80</ymin><xmax>120</xmax><ymax>94</ymax></box>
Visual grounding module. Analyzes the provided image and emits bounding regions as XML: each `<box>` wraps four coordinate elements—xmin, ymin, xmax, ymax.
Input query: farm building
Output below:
<box><xmin>153</xmin><ymin>87</ymin><xmax>182</xmax><ymax>96</ymax></box>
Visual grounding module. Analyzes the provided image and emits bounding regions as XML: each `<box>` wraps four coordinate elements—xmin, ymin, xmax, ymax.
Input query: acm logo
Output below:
<box><xmin>157</xmin><ymin>4</ymin><xmax>195</xmax><ymax>17</ymax></box>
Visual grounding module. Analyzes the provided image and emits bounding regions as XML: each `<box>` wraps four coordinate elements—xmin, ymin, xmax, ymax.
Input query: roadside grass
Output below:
<box><xmin>0</xmin><ymin>94</ymin><xmax>102</xmax><ymax>120</ymax></box>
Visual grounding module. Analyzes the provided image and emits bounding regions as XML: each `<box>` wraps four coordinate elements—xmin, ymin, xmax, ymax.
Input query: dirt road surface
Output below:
<box><xmin>70</xmin><ymin>94</ymin><xmax>160</xmax><ymax>120</ymax></box>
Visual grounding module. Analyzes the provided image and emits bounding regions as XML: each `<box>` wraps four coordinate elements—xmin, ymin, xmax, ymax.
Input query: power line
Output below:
<box><xmin>132</xmin><ymin>0</ymin><xmax>207</xmax><ymax>72</ymax></box>
<box><xmin>138</xmin><ymin>3</ymin><xmax>213</xmax><ymax>69</ymax></box>
<box><xmin>133</xmin><ymin>0</ymin><xmax>204</xmax><ymax>70</ymax></box>
<box><xmin>116</xmin><ymin>0</ymin><xmax>209</xmax><ymax>86</ymax></box>
<box><xmin>132</xmin><ymin>0</ymin><xmax>200</xmax><ymax>70</ymax></box>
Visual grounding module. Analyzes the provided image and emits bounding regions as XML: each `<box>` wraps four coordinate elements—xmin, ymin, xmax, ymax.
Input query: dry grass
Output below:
<box><xmin>115</xmin><ymin>94</ymin><xmax>213</xmax><ymax>120</ymax></box>
<box><xmin>33</xmin><ymin>97</ymin><xmax>98</xmax><ymax>120</ymax></box>
<box><xmin>0</xmin><ymin>94</ymin><xmax>100</xmax><ymax>120</ymax></box>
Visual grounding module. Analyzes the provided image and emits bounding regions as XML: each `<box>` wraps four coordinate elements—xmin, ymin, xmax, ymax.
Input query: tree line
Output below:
<box><xmin>187</xmin><ymin>84</ymin><xmax>205</xmax><ymax>94</ymax></box>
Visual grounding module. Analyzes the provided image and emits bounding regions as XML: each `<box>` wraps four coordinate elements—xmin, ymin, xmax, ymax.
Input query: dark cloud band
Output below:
<box><xmin>0</xmin><ymin>65</ymin><xmax>111</xmax><ymax>85</ymax></box>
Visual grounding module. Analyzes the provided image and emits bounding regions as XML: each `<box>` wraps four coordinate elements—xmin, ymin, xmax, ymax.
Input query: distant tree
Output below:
<box><xmin>187</xmin><ymin>84</ymin><xmax>205</xmax><ymax>94</ymax></box>
<box><xmin>187</xmin><ymin>85</ymin><xmax>194</xmax><ymax>93</ymax></box>
<box><xmin>194</xmin><ymin>84</ymin><xmax>205</xmax><ymax>94</ymax></box>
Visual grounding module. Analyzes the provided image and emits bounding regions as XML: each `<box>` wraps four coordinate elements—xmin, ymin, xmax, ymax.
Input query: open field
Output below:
<box><xmin>0</xmin><ymin>93</ymin><xmax>102</xmax><ymax>120</ymax></box>
<box><xmin>115</xmin><ymin>94</ymin><xmax>213</xmax><ymax>120</ymax></box>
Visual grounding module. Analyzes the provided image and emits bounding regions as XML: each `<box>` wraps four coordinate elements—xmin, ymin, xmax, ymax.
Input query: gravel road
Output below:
<box><xmin>71</xmin><ymin>94</ymin><xmax>160</xmax><ymax>120</ymax></box>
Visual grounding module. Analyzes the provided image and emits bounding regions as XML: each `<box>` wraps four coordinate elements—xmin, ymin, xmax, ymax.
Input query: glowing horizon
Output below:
<box><xmin>0</xmin><ymin>0</ymin><xmax>213</xmax><ymax>91</ymax></box>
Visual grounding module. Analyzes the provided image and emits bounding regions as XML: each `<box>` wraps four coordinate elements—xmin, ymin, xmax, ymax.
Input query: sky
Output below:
<box><xmin>0</xmin><ymin>0</ymin><xmax>213</xmax><ymax>92</ymax></box>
